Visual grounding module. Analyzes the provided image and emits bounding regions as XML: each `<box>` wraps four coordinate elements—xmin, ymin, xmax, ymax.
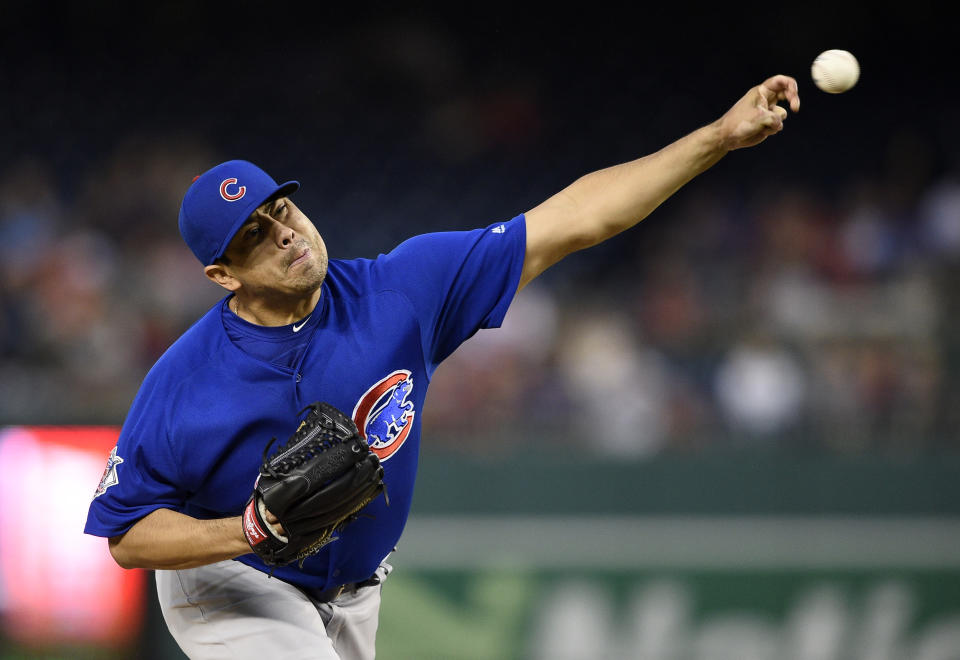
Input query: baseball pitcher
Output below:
<box><xmin>85</xmin><ymin>76</ymin><xmax>800</xmax><ymax>659</ymax></box>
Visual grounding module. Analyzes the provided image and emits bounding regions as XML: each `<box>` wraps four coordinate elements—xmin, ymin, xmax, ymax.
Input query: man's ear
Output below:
<box><xmin>204</xmin><ymin>263</ymin><xmax>241</xmax><ymax>292</ymax></box>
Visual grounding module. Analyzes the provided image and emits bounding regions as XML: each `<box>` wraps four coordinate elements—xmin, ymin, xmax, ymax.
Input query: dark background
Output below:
<box><xmin>3</xmin><ymin>2</ymin><xmax>954</xmax><ymax>216</ymax></box>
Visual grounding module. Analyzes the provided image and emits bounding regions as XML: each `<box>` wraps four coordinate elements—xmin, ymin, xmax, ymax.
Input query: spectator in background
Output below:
<box><xmin>557</xmin><ymin>308</ymin><xmax>669</xmax><ymax>456</ymax></box>
<box><xmin>714</xmin><ymin>328</ymin><xmax>806</xmax><ymax>442</ymax></box>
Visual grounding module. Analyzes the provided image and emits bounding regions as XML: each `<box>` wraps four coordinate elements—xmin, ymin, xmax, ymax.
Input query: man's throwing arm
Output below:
<box><xmin>519</xmin><ymin>75</ymin><xmax>800</xmax><ymax>290</ymax></box>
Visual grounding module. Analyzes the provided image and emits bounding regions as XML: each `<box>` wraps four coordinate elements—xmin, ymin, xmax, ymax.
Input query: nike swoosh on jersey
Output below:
<box><xmin>292</xmin><ymin>315</ymin><xmax>312</xmax><ymax>332</ymax></box>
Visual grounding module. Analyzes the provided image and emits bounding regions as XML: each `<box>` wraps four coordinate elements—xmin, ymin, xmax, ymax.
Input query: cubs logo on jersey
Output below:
<box><xmin>94</xmin><ymin>446</ymin><xmax>124</xmax><ymax>499</ymax></box>
<box><xmin>353</xmin><ymin>370</ymin><xmax>415</xmax><ymax>461</ymax></box>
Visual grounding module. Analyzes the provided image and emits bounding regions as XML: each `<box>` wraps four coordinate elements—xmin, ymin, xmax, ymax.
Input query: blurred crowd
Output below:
<box><xmin>2</xmin><ymin>135</ymin><xmax>958</xmax><ymax>459</ymax></box>
<box><xmin>2</xmin><ymin>11</ymin><xmax>958</xmax><ymax>458</ymax></box>
<box><xmin>427</xmin><ymin>164</ymin><xmax>960</xmax><ymax>457</ymax></box>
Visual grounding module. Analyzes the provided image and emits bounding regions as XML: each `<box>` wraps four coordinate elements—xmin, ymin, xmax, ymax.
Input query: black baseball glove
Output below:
<box><xmin>242</xmin><ymin>402</ymin><xmax>386</xmax><ymax>567</ymax></box>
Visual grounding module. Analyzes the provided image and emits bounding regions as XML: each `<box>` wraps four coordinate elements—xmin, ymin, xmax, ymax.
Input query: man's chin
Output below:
<box><xmin>292</xmin><ymin>260</ymin><xmax>327</xmax><ymax>293</ymax></box>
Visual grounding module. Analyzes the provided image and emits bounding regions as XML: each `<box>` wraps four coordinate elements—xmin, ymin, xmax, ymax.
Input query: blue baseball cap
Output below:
<box><xmin>178</xmin><ymin>160</ymin><xmax>300</xmax><ymax>265</ymax></box>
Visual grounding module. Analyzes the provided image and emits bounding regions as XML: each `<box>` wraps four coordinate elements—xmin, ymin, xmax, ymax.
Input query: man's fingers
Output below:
<box><xmin>722</xmin><ymin>75</ymin><xmax>796</xmax><ymax>150</ymax></box>
<box><xmin>759</xmin><ymin>75</ymin><xmax>800</xmax><ymax>113</ymax></box>
<box><xmin>264</xmin><ymin>510</ymin><xmax>287</xmax><ymax>536</ymax></box>
<box><xmin>757</xmin><ymin>108</ymin><xmax>784</xmax><ymax>133</ymax></box>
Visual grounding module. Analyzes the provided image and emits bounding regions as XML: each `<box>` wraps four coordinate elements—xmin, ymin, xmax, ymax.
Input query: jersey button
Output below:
<box><xmin>296</xmin><ymin>373</ymin><xmax>302</xmax><ymax>383</ymax></box>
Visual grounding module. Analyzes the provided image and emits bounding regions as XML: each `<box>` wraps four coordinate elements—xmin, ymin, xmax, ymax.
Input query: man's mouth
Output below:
<box><xmin>289</xmin><ymin>248</ymin><xmax>311</xmax><ymax>269</ymax></box>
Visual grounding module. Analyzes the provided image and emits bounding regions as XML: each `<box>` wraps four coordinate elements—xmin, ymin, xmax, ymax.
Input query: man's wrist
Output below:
<box><xmin>705</xmin><ymin>119</ymin><xmax>732</xmax><ymax>156</ymax></box>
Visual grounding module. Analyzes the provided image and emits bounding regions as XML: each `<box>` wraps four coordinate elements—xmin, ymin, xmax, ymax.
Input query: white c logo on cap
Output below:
<box><xmin>219</xmin><ymin>178</ymin><xmax>246</xmax><ymax>202</ymax></box>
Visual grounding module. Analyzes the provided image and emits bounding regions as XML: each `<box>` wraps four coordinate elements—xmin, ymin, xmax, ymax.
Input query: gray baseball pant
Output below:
<box><xmin>156</xmin><ymin>559</ymin><xmax>391</xmax><ymax>659</ymax></box>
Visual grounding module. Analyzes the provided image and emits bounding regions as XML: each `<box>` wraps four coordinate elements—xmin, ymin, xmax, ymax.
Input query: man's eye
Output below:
<box><xmin>276</xmin><ymin>203</ymin><xmax>287</xmax><ymax>215</ymax></box>
<box><xmin>246</xmin><ymin>226</ymin><xmax>261</xmax><ymax>238</ymax></box>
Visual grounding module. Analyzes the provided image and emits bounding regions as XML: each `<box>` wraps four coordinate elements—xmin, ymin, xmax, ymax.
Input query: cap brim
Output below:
<box><xmin>266</xmin><ymin>180</ymin><xmax>300</xmax><ymax>204</ymax></box>
<box><xmin>210</xmin><ymin>180</ymin><xmax>300</xmax><ymax>264</ymax></box>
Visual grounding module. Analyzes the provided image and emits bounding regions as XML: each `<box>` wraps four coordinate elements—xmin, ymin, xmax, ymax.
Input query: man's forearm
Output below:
<box><xmin>585</xmin><ymin>121</ymin><xmax>725</xmax><ymax>241</ymax></box>
<box><xmin>109</xmin><ymin>508</ymin><xmax>250</xmax><ymax>570</ymax></box>
<box><xmin>521</xmin><ymin>122</ymin><xmax>726</xmax><ymax>287</ymax></box>
<box><xmin>519</xmin><ymin>75</ymin><xmax>798</xmax><ymax>290</ymax></box>
<box><xmin>552</xmin><ymin>121</ymin><xmax>725</xmax><ymax>245</ymax></box>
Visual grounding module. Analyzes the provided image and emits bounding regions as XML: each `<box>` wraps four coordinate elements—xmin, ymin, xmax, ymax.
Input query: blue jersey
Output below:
<box><xmin>85</xmin><ymin>216</ymin><xmax>526</xmax><ymax>589</ymax></box>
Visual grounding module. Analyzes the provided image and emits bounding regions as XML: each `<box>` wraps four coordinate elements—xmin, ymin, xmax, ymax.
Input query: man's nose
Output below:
<box><xmin>252</xmin><ymin>209</ymin><xmax>296</xmax><ymax>248</ymax></box>
<box><xmin>273</xmin><ymin>221</ymin><xmax>295</xmax><ymax>247</ymax></box>
<box><xmin>258</xmin><ymin>214</ymin><xmax>294</xmax><ymax>247</ymax></box>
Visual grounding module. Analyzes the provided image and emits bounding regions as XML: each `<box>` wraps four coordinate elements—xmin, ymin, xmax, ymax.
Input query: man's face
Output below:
<box><xmin>218</xmin><ymin>197</ymin><xmax>328</xmax><ymax>299</ymax></box>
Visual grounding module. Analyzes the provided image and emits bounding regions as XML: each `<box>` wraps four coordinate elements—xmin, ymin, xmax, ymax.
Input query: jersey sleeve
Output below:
<box><xmin>84</xmin><ymin>373</ymin><xmax>189</xmax><ymax>538</ymax></box>
<box><xmin>373</xmin><ymin>214</ymin><xmax>526</xmax><ymax>375</ymax></box>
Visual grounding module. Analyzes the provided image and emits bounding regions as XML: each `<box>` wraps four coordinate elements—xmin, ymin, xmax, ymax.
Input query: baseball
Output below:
<box><xmin>811</xmin><ymin>49</ymin><xmax>860</xmax><ymax>93</ymax></box>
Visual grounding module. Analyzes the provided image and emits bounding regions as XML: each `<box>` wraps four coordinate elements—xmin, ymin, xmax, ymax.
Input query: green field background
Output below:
<box><xmin>372</xmin><ymin>452</ymin><xmax>960</xmax><ymax>659</ymax></box>
<box><xmin>379</xmin><ymin>567</ymin><xmax>960</xmax><ymax>660</ymax></box>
